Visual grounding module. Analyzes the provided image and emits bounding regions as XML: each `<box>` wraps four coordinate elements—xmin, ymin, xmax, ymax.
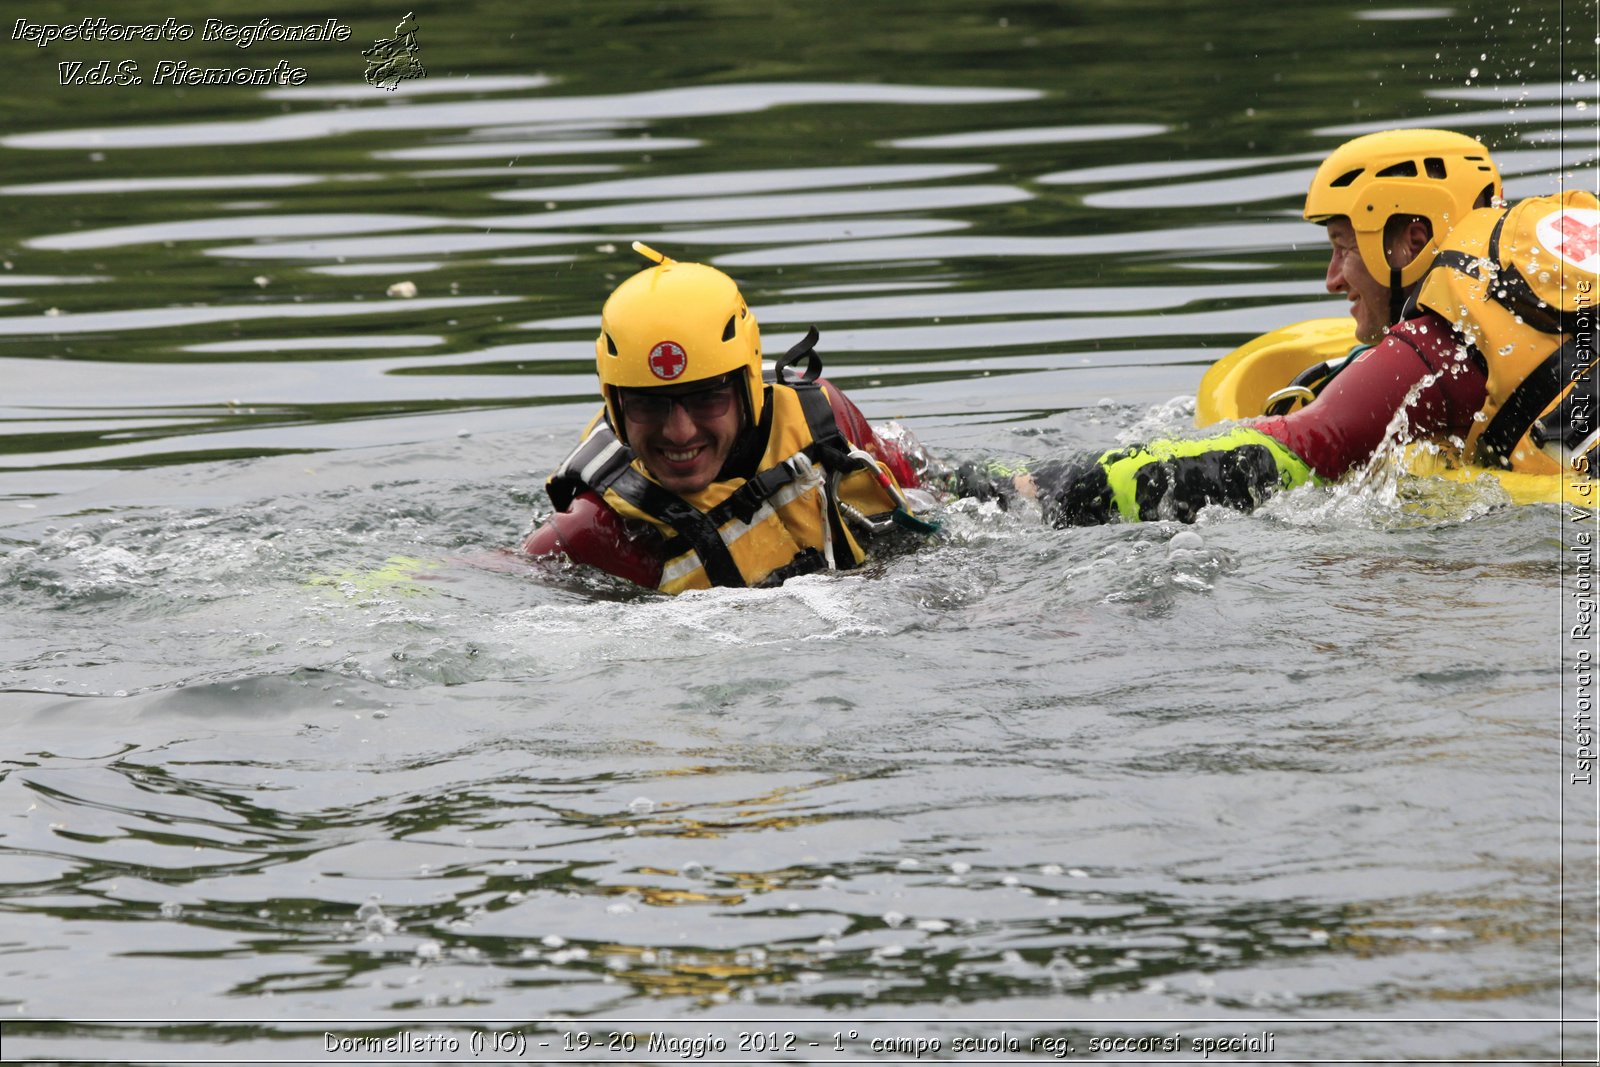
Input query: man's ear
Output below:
<box><xmin>1389</xmin><ymin>217</ymin><xmax>1434</xmax><ymax>270</ymax></box>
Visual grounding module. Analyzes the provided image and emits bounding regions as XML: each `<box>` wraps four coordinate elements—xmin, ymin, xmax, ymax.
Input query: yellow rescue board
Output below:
<box><xmin>1194</xmin><ymin>318</ymin><xmax>1589</xmax><ymax>506</ymax></box>
<box><xmin>1195</xmin><ymin>317</ymin><xmax>1359</xmax><ymax>426</ymax></box>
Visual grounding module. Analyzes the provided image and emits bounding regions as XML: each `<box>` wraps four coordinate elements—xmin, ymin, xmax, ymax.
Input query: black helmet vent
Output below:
<box><xmin>1375</xmin><ymin>160</ymin><xmax>1418</xmax><ymax>178</ymax></box>
<box><xmin>604</xmin><ymin>332</ymin><xmax>618</xmax><ymax>356</ymax></box>
<box><xmin>1330</xmin><ymin>168</ymin><xmax>1364</xmax><ymax>188</ymax></box>
<box><xmin>1424</xmin><ymin>157</ymin><xmax>1447</xmax><ymax>179</ymax></box>
<box><xmin>722</xmin><ymin>315</ymin><xmax>737</xmax><ymax>342</ymax></box>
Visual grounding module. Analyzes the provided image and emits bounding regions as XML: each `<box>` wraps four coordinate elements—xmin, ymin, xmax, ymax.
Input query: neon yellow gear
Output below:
<box><xmin>595</xmin><ymin>242</ymin><xmax>763</xmax><ymax>443</ymax></box>
<box><xmin>1303</xmin><ymin>128</ymin><xmax>1502</xmax><ymax>289</ymax></box>
<box><xmin>1097</xmin><ymin>428</ymin><xmax>1315</xmax><ymax>522</ymax></box>
<box><xmin>1015</xmin><ymin>427</ymin><xmax>1316</xmax><ymax>526</ymax></box>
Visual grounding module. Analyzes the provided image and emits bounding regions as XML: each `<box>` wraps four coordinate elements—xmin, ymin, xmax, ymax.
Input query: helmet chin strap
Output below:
<box><xmin>1388</xmin><ymin>266</ymin><xmax>1405</xmax><ymax>330</ymax></box>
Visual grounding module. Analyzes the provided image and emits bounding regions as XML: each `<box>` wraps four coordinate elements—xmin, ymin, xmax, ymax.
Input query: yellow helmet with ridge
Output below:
<box><xmin>596</xmin><ymin>242</ymin><xmax>763</xmax><ymax>443</ymax></box>
<box><xmin>1303</xmin><ymin>128</ymin><xmax>1502</xmax><ymax>289</ymax></box>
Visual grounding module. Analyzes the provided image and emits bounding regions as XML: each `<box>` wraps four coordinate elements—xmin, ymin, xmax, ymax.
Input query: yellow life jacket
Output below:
<box><xmin>547</xmin><ymin>380</ymin><xmax>907</xmax><ymax>594</ymax></box>
<box><xmin>1414</xmin><ymin>188</ymin><xmax>1599</xmax><ymax>475</ymax></box>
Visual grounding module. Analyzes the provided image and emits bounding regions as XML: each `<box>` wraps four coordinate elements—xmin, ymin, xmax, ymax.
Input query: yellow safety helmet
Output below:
<box><xmin>1303</xmin><ymin>128</ymin><xmax>1502</xmax><ymax>289</ymax></box>
<box><xmin>595</xmin><ymin>242</ymin><xmax>763</xmax><ymax>443</ymax></box>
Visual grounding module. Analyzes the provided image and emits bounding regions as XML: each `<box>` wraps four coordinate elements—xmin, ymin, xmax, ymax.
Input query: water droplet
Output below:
<box><xmin>882</xmin><ymin>910</ymin><xmax>907</xmax><ymax>928</ymax></box>
<box><xmin>948</xmin><ymin>861</ymin><xmax>972</xmax><ymax>875</ymax></box>
<box><xmin>415</xmin><ymin>940</ymin><xmax>442</xmax><ymax>960</ymax></box>
<box><xmin>542</xmin><ymin>934</ymin><xmax>567</xmax><ymax>948</ymax></box>
<box><xmin>1167</xmin><ymin>530</ymin><xmax>1204</xmax><ymax>553</ymax></box>
<box><xmin>680</xmin><ymin>861</ymin><xmax>705</xmax><ymax>880</ymax></box>
<box><xmin>159</xmin><ymin>901</ymin><xmax>183</xmax><ymax>919</ymax></box>
<box><xmin>627</xmin><ymin>797</ymin><xmax>654</xmax><ymax>815</ymax></box>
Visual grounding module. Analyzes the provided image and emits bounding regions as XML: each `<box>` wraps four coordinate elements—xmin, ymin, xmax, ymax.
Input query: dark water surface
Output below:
<box><xmin>1</xmin><ymin>0</ymin><xmax>1596</xmax><ymax>1061</ymax></box>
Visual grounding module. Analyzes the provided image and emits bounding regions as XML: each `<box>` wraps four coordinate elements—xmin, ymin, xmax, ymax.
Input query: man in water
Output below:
<box><xmin>964</xmin><ymin>128</ymin><xmax>1596</xmax><ymax>523</ymax></box>
<box><xmin>522</xmin><ymin>243</ymin><xmax>930</xmax><ymax>593</ymax></box>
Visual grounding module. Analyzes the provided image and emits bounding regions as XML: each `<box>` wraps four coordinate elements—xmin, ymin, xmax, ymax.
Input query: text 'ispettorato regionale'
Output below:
<box><xmin>12</xmin><ymin>18</ymin><xmax>353</xmax><ymax>87</ymax></box>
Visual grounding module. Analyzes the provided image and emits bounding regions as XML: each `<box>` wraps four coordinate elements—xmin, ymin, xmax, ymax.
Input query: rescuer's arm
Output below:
<box><xmin>1018</xmin><ymin>427</ymin><xmax>1315</xmax><ymax>525</ymax></box>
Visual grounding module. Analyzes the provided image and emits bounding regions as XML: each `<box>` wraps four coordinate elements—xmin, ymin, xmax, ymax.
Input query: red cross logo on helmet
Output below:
<box><xmin>647</xmin><ymin>341</ymin><xmax>687</xmax><ymax>380</ymax></box>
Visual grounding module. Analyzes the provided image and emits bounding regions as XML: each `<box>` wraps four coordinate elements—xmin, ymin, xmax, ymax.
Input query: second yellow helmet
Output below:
<box><xmin>1304</xmin><ymin>128</ymin><xmax>1502</xmax><ymax>289</ymax></box>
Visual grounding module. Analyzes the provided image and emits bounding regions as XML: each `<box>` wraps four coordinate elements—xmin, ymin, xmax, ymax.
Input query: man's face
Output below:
<box><xmin>1323</xmin><ymin>217</ymin><xmax>1393</xmax><ymax>344</ymax></box>
<box><xmin>618</xmin><ymin>376</ymin><xmax>744</xmax><ymax>495</ymax></box>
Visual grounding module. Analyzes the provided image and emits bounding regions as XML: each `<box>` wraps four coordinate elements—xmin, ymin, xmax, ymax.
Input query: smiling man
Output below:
<box><xmin>1243</xmin><ymin>128</ymin><xmax>1506</xmax><ymax>480</ymax></box>
<box><xmin>523</xmin><ymin>244</ymin><xmax>930</xmax><ymax>593</ymax></box>
<box><xmin>961</xmin><ymin>128</ymin><xmax>1595</xmax><ymax>523</ymax></box>
<box><xmin>1250</xmin><ymin>127</ymin><xmax>1595</xmax><ymax>481</ymax></box>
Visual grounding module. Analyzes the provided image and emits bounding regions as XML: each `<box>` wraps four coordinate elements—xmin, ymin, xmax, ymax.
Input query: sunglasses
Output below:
<box><xmin>618</xmin><ymin>380</ymin><xmax>737</xmax><ymax>424</ymax></box>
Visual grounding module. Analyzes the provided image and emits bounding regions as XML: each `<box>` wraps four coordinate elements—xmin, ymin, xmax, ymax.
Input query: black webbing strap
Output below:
<box><xmin>755</xmin><ymin>548</ymin><xmax>827</xmax><ymax>588</ymax></box>
<box><xmin>1426</xmin><ymin>249</ymin><xmax>1479</xmax><ymax>278</ymax></box>
<box><xmin>712</xmin><ymin>462</ymin><xmax>803</xmax><ymax>526</ymax></box>
<box><xmin>1531</xmin><ymin>360</ymin><xmax>1599</xmax><ymax>457</ymax></box>
<box><xmin>549</xmin><ymin>418</ymin><xmax>746</xmax><ymax>587</ymax></box>
<box><xmin>792</xmin><ymin>379</ymin><xmax>856</xmax><ymax>473</ymax></box>
<box><xmin>606</xmin><ymin>467</ymin><xmax>745</xmax><ymax>587</ymax></box>
<box><xmin>772</xmin><ymin>326</ymin><xmax>824</xmax><ymax>384</ymax></box>
<box><xmin>1411</xmin><ymin>248</ymin><xmax>1487</xmax><ymax>330</ymax></box>
<box><xmin>1485</xmin><ymin>210</ymin><xmax>1570</xmax><ymax>335</ymax></box>
<box><xmin>1476</xmin><ymin>336</ymin><xmax>1583</xmax><ymax>468</ymax></box>
<box><xmin>1418</xmin><ymin>217</ymin><xmax>1570</xmax><ymax>335</ymax></box>
<box><xmin>700</xmin><ymin>381</ymin><xmax>865</xmax><ymax>548</ymax></box>
<box><xmin>791</xmin><ymin>379</ymin><xmax>871</xmax><ymax>566</ymax></box>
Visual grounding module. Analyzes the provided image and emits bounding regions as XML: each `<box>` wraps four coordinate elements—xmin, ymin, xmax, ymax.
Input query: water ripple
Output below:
<box><xmin>5</xmin><ymin>82</ymin><xmax>1041</xmax><ymax>150</ymax></box>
